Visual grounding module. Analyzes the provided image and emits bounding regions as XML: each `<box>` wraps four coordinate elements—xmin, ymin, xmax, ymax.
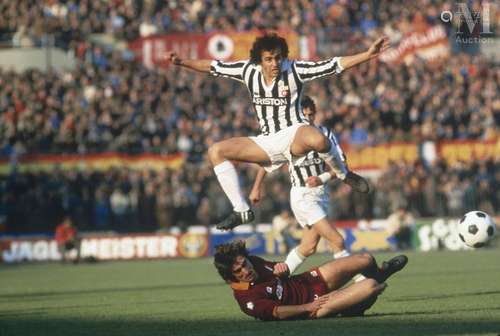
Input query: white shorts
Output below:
<box><xmin>249</xmin><ymin>123</ymin><xmax>307</xmax><ymax>173</ymax></box>
<box><xmin>290</xmin><ymin>185</ymin><xmax>329</xmax><ymax>227</ymax></box>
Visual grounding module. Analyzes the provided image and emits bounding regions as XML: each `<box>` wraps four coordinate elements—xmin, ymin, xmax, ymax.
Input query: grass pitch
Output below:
<box><xmin>1</xmin><ymin>250</ymin><xmax>500</xmax><ymax>336</ymax></box>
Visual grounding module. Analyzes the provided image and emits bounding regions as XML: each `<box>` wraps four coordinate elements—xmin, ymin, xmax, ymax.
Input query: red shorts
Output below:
<box><xmin>285</xmin><ymin>267</ymin><xmax>329</xmax><ymax>305</ymax></box>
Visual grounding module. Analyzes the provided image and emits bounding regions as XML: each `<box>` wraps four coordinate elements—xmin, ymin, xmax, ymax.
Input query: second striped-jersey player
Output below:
<box><xmin>210</xmin><ymin>58</ymin><xmax>343</xmax><ymax>135</ymax></box>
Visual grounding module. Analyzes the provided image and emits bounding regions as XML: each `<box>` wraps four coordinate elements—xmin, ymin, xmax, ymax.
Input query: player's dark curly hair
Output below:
<box><xmin>301</xmin><ymin>95</ymin><xmax>316</xmax><ymax>113</ymax></box>
<box><xmin>249</xmin><ymin>33</ymin><xmax>289</xmax><ymax>64</ymax></box>
<box><xmin>214</xmin><ymin>240</ymin><xmax>249</xmax><ymax>282</ymax></box>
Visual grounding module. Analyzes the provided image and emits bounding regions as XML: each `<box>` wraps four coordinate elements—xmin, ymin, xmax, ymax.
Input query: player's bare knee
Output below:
<box><xmin>307</xmin><ymin>133</ymin><xmax>329</xmax><ymax>153</ymax></box>
<box><xmin>363</xmin><ymin>252</ymin><xmax>375</xmax><ymax>264</ymax></box>
<box><xmin>360</xmin><ymin>252</ymin><xmax>375</xmax><ymax>267</ymax></box>
<box><xmin>207</xmin><ymin>143</ymin><xmax>225</xmax><ymax>164</ymax></box>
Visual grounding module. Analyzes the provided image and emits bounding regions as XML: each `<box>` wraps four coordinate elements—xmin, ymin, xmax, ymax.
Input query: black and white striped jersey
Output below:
<box><xmin>210</xmin><ymin>57</ymin><xmax>344</xmax><ymax>135</ymax></box>
<box><xmin>289</xmin><ymin>125</ymin><xmax>345</xmax><ymax>187</ymax></box>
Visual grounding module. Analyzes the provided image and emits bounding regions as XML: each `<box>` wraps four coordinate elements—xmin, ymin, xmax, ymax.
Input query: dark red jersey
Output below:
<box><xmin>231</xmin><ymin>256</ymin><xmax>328</xmax><ymax>321</ymax></box>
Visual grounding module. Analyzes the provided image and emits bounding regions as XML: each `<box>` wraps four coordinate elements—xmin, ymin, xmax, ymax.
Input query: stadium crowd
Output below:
<box><xmin>1</xmin><ymin>158</ymin><xmax>498</xmax><ymax>234</ymax></box>
<box><xmin>2</xmin><ymin>0</ymin><xmax>496</xmax><ymax>55</ymax></box>
<box><xmin>1</xmin><ymin>47</ymin><xmax>497</xmax><ymax>157</ymax></box>
<box><xmin>0</xmin><ymin>0</ymin><xmax>498</xmax><ymax>233</ymax></box>
<box><xmin>0</xmin><ymin>1</ymin><xmax>460</xmax><ymax>47</ymax></box>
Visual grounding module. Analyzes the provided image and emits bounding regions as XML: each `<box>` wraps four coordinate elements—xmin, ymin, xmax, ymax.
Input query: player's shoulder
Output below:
<box><xmin>292</xmin><ymin>59</ymin><xmax>316</xmax><ymax>66</ymax></box>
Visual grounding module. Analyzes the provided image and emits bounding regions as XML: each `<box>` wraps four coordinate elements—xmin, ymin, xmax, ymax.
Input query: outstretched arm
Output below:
<box><xmin>339</xmin><ymin>37</ymin><xmax>390</xmax><ymax>70</ymax></box>
<box><xmin>273</xmin><ymin>296</ymin><xmax>328</xmax><ymax>320</ymax></box>
<box><xmin>249</xmin><ymin>167</ymin><xmax>267</xmax><ymax>205</ymax></box>
<box><xmin>167</xmin><ymin>52</ymin><xmax>211</xmax><ymax>73</ymax></box>
<box><xmin>168</xmin><ymin>52</ymin><xmax>247</xmax><ymax>82</ymax></box>
<box><xmin>294</xmin><ymin>37</ymin><xmax>390</xmax><ymax>82</ymax></box>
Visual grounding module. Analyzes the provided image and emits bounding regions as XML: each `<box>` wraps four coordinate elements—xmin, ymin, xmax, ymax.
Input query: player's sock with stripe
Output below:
<box><xmin>333</xmin><ymin>249</ymin><xmax>350</xmax><ymax>259</ymax></box>
<box><xmin>318</xmin><ymin>140</ymin><xmax>348</xmax><ymax>180</ymax></box>
<box><xmin>352</xmin><ymin>274</ymin><xmax>367</xmax><ymax>282</ymax></box>
<box><xmin>333</xmin><ymin>250</ymin><xmax>367</xmax><ymax>282</ymax></box>
<box><xmin>285</xmin><ymin>247</ymin><xmax>305</xmax><ymax>274</ymax></box>
<box><xmin>213</xmin><ymin>161</ymin><xmax>250</xmax><ymax>212</ymax></box>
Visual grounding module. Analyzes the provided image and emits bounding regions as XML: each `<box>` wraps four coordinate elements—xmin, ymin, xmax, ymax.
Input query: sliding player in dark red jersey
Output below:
<box><xmin>167</xmin><ymin>33</ymin><xmax>385</xmax><ymax>231</ymax></box>
<box><xmin>214</xmin><ymin>240</ymin><xmax>408</xmax><ymax>321</ymax></box>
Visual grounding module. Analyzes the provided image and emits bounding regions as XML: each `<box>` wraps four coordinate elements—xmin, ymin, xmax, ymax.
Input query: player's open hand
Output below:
<box><xmin>306</xmin><ymin>176</ymin><xmax>322</xmax><ymax>188</ymax></box>
<box><xmin>249</xmin><ymin>188</ymin><xmax>262</xmax><ymax>205</ymax></box>
<box><xmin>166</xmin><ymin>51</ymin><xmax>182</xmax><ymax>65</ymax></box>
<box><xmin>367</xmin><ymin>37</ymin><xmax>390</xmax><ymax>58</ymax></box>
<box><xmin>273</xmin><ymin>262</ymin><xmax>290</xmax><ymax>277</ymax></box>
<box><xmin>307</xmin><ymin>295</ymin><xmax>329</xmax><ymax>318</ymax></box>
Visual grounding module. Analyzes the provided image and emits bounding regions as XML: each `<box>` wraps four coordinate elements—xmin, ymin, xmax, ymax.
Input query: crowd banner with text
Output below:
<box><xmin>0</xmin><ymin>233</ymin><xmax>208</xmax><ymax>263</ymax></box>
<box><xmin>414</xmin><ymin>218</ymin><xmax>469</xmax><ymax>251</ymax></box>
<box><xmin>380</xmin><ymin>24</ymin><xmax>449</xmax><ymax>64</ymax></box>
<box><xmin>3</xmin><ymin>217</ymin><xmax>493</xmax><ymax>263</ymax></box>
<box><xmin>128</xmin><ymin>30</ymin><xmax>316</xmax><ymax>68</ymax></box>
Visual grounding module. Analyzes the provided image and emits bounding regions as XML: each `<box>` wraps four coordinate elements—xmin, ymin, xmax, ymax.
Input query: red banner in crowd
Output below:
<box><xmin>128</xmin><ymin>30</ymin><xmax>316</xmax><ymax>68</ymax></box>
<box><xmin>343</xmin><ymin>142</ymin><xmax>419</xmax><ymax>170</ymax></box>
<box><xmin>0</xmin><ymin>139</ymin><xmax>496</xmax><ymax>174</ymax></box>
<box><xmin>343</xmin><ymin>138</ymin><xmax>498</xmax><ymax>171</ymax></box>
<box><xmin>0</xmin><ymin>152</ymin><xmax>185</xmax><ymax>175</ymax></box>
<box><xmin>438</xmin><ymin>138</ymin><xmax>499</xmax><ymax>165</ymax></box>
<box><xmin>380</xmin><ymin>25</ymin><xmax>449</xmax><ymax>64</ymax></box>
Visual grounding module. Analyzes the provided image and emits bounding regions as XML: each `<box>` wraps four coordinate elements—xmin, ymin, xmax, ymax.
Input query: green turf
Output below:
<box><xmin>1</xmin><ymin>250</ymin><xmax>500</xmax><ymax>336</ymax></box>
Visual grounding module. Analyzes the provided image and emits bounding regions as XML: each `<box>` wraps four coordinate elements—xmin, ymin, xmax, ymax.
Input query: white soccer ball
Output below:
<box><xmin>458</xmin><ymin>211</ymin><xmax>496</xmax><ymax>248</ymax></box>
